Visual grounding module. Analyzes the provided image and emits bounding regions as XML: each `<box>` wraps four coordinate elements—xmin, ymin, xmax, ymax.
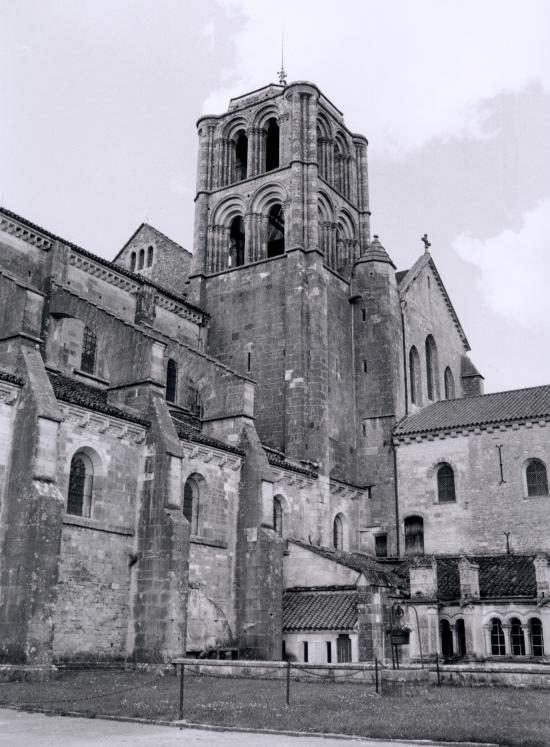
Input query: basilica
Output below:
<box><xmin>0</xmin><ymin>80</ymin><xmax>549</xmax><ymax>672</ymax></box>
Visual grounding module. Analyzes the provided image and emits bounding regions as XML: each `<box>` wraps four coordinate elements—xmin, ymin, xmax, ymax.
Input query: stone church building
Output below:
<box><xmin>0</xmin><ymin>80</ymin><xmax>549</xmax><ymax>672</ymax></box>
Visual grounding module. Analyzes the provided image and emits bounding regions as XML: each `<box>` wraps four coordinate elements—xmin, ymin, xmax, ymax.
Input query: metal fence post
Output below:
<box><xmin>375</xmin><ymin>657</ymin><xmax>379</xmax><ymax>694</ymax></box>
<box><xmin>179</xmin><ymin>663</ymin><xmax>185</xmax><ymax>719</ymax></box>
<box><xmin>286</xmin><ymin>660</ymin><xmax>291</xmax><ymax>705</ymax></box>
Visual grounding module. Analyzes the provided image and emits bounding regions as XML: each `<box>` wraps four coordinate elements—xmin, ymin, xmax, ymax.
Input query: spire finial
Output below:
<box><xmin>421</xmin><ymin>233</ymin><xmax>431</xmax><ymax>253</ymax></box>
<box><xmin>278</xmin><ymin>29</ymin><xmax>287</xmax><ymax>86</ymax></box>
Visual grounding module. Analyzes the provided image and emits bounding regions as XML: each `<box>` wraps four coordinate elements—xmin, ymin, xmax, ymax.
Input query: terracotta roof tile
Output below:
<box><xmin>48</xmin><ymin>371</ymin><xmax>150</xmax><ymax>426</ymax></box>
<box><xmin>0</xmin><ymin>370</ymin><xmax>24</xmax><ymax>386</ymax></box>
<box><xmin>394</xmin><ymin>385</ymin><xmax>550</xmax><ymax>437</ymax></box>
<box><xmin>172</xmin><ymin>412</ymin><xmax>244</xmax><ymax>456</ymax></box>
<box><xmin>263</xmin><ymin>445</ymin><xmax>318</xmax><ymax>477</ymax></box>
<box><xmin>283</xmin><ymin>589</ymin><xmax>357</xmax><ymax>631</ymax></box>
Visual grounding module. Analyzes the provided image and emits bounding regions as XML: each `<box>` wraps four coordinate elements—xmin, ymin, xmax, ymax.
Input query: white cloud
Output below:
<box><xmin>202</xmin><ymin>21</ymin><xmax>216</xmax><ymax>49</ymax></box>
<box><xmin>453</xmin><ymin>199</ymin><xmax>550</xmax><ymax>328</ymax></box>
<box><xmin>206</xmin><ymin>0</ymin><xmax>550</xmax><ymax>156</ymax></box>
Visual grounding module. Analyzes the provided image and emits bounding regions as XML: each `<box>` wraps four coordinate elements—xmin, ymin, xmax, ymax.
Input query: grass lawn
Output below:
<box><xmin>1</xmin><ymin>669</ymin><xmax>549</xmax><ymax>746</ymax></box>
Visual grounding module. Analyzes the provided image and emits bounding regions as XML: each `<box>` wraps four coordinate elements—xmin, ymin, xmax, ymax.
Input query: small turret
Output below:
<box><xmin>358</xmin><ymin>234</ymin><xmax>396</xmax><ymax>268</ymax></box>
<box><xmin>461</xmin><ymin>354</ymin><xmax>484</xmax><ymax>397</ymax></box>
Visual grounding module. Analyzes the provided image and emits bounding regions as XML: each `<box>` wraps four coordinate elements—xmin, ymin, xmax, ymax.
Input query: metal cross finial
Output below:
<box><xmin>421</xmin><ymin>233</ymin><xmax>431</xmax><ymax>252</ymax></box>
<box><xmin>278</xmin><ymin>29</ymin><xmax>287</xmax><ymax>86</ymax></box>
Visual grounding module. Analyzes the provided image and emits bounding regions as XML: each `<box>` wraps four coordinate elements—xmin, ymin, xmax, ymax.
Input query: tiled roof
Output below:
<box><xmin>0</xmin><ymin>370</ymin><xmax>24</xmax><ymax>386</ymax></box>
<box><xmin>283</xmin><ymin>589</ymin><xmax>357</xmax><ymax>631</ymax></box>
<box><xmin>289</xmin><ymin>539</ymin><xmax>404</xmax><ymax>588</ymax></box>
<box><xmin>399</xmin><ymin>555</ymin><xmax>537</xmax><ymax>601</ymax></box>
<box><xmin>0</xmin><ymin>207</ymin><xmax>207</xmax><ymax>319</ymax></box>
<box><xmin>172</xmin><ymin>412</ymin><xmax>244</xmax><ymax>456</ymax></box>
<box><xmin>263</xmin><ymin>445</ymin><xmax>318</xmax><ymax>477</ymax></box>
<box><xmin>360</xmin><ymin>236</ymin><xmax>395</xmax><ymax>268</ymax></box>
<box><xmin>48</xmin><ymin>371</ymin><xmax>150</xmax><ymax>426</ymax></box>
<box><xmin>394</xmin><ymin>385</ymin><xmax>550</xmax><ymax>437</ymax></box>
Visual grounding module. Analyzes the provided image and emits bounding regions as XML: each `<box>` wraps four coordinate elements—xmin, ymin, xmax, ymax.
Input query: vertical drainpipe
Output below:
<box><xmin>392</xmin><ymin>306</ymin><xmax>407</xmax><ymax>558</ymax></box>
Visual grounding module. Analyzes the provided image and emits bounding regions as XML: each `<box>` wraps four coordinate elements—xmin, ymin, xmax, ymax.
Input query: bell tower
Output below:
<box><xmin>189</xmin><ymin>80</ymin><xmax>372</xmax><ymax>480</ymax></box>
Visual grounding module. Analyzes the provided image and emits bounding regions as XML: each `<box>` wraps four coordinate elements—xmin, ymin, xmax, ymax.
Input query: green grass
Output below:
<box><xmin>1</xmin><ymin>669</ymin><xmax>549</xmax><ymax>746</ymax></box>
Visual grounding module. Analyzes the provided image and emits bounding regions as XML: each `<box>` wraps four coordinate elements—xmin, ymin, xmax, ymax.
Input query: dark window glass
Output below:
<box><xmin>375</xmin><ymin>534</ymin><xmax>388</xmax><ymax>558</ymax></box>
<box><xmin>510</xmin><ymin>618</ymin><xmax>525</xmax><ymax>656</ymax></box>
<box><xmin>235</xmin><ymin>132</ymin><xmax>248</xmax><ymax>181</ymax></box>
<box><xmin>526</xmin><ymin>460</ymin><xmax>548</xmax><ymax>496</ymax></box>
<box><xmin>147</xmin><ymin>245</ymin><xmax>154</xmax><ymax>267</ymax></box>
<box><xmin>138</xmin><ymin>248</ymin><xmax>145</xmax><ymax>270</ymax></box>
<box><xmin>303</xmin><ymin>641</ymin><xmax>308</xmax><ymax>662</ymax></box>
<box><xmin>437</xmin><ymin>463</ymin><xmax>456</xmax><ymax>503</ymax></box>
<box><xmin>166</xmin><ymin>359</ymin><xmax>178</xmax><ymax>403</ymax></box>
<box><xmin>529</xmin><ymin>618</ymin><xmax>544</xmax><ymax>656</ymax></box>
<box><xmin>444</xmin><ymin>367</ymin><xmax>455</xmax><ymax>399</ymax></box>
<box><xmin>265</xmin><ymin>118</ymin><xmax>280</xmax><ymax>171</ymax></box>
<box><xmin>267</xmin><ymin>204</ymin><xmax>285</xmax><ymax>257</ymax></box>
<box><xmin>81</xmin><ymin>327</ymin><xmax>97</xmax><ymax>375</ymax></box>
<box><xmin>326</xmin><ymin>641</ymin><xmax>332</xmax><ymax>663</ymax></box>
<box><xmin>130</xmin><ymin>252</ymin><xmax>136</xmax><ymax>271</ymax></box>
<box><xmin>404</xmin><ymin>516</ymin><xmax>424</xmax><ymax>556</ymax></box>
<box><xmin>491</xmin><ymin>619</ymin><xmax>505</xmax><ymax>655</ymax></box>
<box><xmin>183</xmin><ymin>477</ymin><xmax>200</xmax><ymax>535</ymax></box>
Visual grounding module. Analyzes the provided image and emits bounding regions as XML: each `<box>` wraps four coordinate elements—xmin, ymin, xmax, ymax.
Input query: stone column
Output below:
<box><xmin>502</xmin><ymin>624</ymin><xmax>512</xmax><ymax>655</ymax></box>
<box><xmin>483</xmin><ymin>624</ymin><xmax>492</xmax><ymax>657</ymax></box>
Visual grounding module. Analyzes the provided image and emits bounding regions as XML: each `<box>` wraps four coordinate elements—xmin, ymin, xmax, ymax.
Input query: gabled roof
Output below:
<box><xmin>289</xmin><ymin>539</ymin><xmax>403</xmax><ymax>588</ymax></box>
<box><xmin>398</xmin><ymin>252</ymin><xmax>470</xmax><ymax>351</ymax></box>
<box><xmin>48</xmin><ymin>371</ymin><xmax>150</xmax><ymax>426</ymax></box>
<box><xmin>394</xmin><ymin>384</ymin><xmax>550</xmax><ymax>437</ymax></box>
<box><xmin>283</xmin><ymin>589</ymin><xmax>357</xmax><ymax>631</ymax></box>
<box><xmin>113</xmin><ymin>223</ymin><xmax>192</xmax><ymax>263</ymax></box>
<box><xmin>398</xmin><ymin>555</ymin><xmax>537</xmax><ymax>601</ymax></box>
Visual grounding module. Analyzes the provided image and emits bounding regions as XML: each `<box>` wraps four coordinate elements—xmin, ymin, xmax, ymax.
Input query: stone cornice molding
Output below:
<box><xmin>59</xmin><ymin>403</ymin><xmax>147</xmax><ymax>444</ymax></box>
<box><xmin>182</xmin><ymin>442</ymin><xmax>241</xmax><ymax>471</ymax></box>
<box><xmin>0</xmin><ymin>214</ymin><xmax>53</xmax><ymax>250</ymax></box>
<box><xmin>393</xmin><ymin>417</ymin><xmax>550</xmax><ymax>446</ymax></box>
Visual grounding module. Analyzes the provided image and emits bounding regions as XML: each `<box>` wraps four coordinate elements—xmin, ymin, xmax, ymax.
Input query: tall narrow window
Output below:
<box><xmin>510</xmin><ymin>618</ymin><xmax>525</xmax><ymax>656</ymax></box>
<box><xmin>425</xmin><ymin>335</ymin><xmax>439</xmax><ymax>401</ymax></box>
<box><xmin>130</xmin><ymin>252</ymin><xmax>137</xmax><ymax>271</ymax></box>
<box><xmin>229</xmin><ymin>216</ymin><xmax>245</xmax><ymax>267</ymax></box>
<box><xmin>490</xmin><ymin>618</ymin><xmax>505</xmax><ymax>655</ymax></box>
<box><xmin>147</xmin><ymin>245</ymin><xmax>154</xmax><ymax>267</ymax></box>
<box><xmin>456</xmin><ymin>619</ymin><xmax>466</xmax><ymax>657</ymax></box>
<box><xmin>138</xmin><ymin>248</ymin><xmax>145</xmax><ymax>270</ymax></box>
<box><xmin>326</xmin><ymin>641</ymin><xmax>332</xmax><ymax>663</ymax></box>
<box><xmin>337</xmin><ymin>634</ymin><xmax>352</xmax><ymax>663</ymax></box>
<box><xmin>67</xmin><ymin>452</ymin><xmax>93</xmax><ymax>517</ymax></box>
<box><xmin>265</xmin><ymin>118</ymin><xmax>280</xmax><ymax>171</ymax></box>
<box><xmin>444</xmin><ymin>367</ymin><xmax>455</xmax><ymax>399</ymax></box>
<box><xmin>333</xmin><ymin>514</ymin><xmax>344</xmax><ymax>550</ymax></box>
<box><xmin>529</xmin><ymin>618</ymin><xmax>545</xmax><ymax>656</ymax></box>
<box><xmin>303</xmin><ymin>641</ymin><xmax>309</xmax><ymax>662</ymax></box>
<box><xmin>404</xmin><ymin>516</ymin><xmax>424</xmax><ymax>556</ymax></box>
<box><xmin>526</xmin><ymin>459</ymin><xmax>548</xmax><ymax>496</ymax></box>
<box><xmin>440</xmin><ymin>619</ymin><xmax>454</xmax><ymax>658</ymax></box>
<box><xmin>267</xmin><ymin>204</ymin><xmax>285</xmax><ymax>257</ymax></box>
<box><xmin>166</xmin><ymin>359</ymin><xmax>178</xmax><ymax>403</ymax></box>
<box><xmin>273</xmin><ymin>496</ymin><xmax>283</xmax><ymax>537</ymax></box>
<box><xmin>437</xmin><ymin>463</ymin><xmax>456</xmax><ymax>503</ymax></box>
<box><xmin>409</xmin><ymin>346</ymin><xmax>421</xmax><ymax>405</ymax></box>
<box><xmin>81</xmin><ymin>326</ymin><xmax>97</xmax><ymax>375</ymax></box>
<box><xmin>235</xmin><ymin>131</ymin><xmax>248</xmax><ymax>181</ymax></box>
<box><xmin>183</xmin><ymin>475</ymin><xmax>200</xmax><ymax>535</ymax></box>
<box><xmin>375</xmin><ymin>534</ymin><xmax>388</xmax><ymax>558</ymax></box>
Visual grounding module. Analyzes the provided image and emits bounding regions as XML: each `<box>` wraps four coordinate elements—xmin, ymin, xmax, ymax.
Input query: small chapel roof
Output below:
<box><xmin>283</xmin><ymin>588</ymin><xmax>357</xmax><ymax>631</ymax></box>
<box><xmin>394</xmin><ymin>384</ymin><xmax>550</xmax><ymax>437</ymax></box>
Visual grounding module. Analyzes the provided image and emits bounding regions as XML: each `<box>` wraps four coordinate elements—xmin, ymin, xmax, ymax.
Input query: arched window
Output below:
<box><xmin>510</xmin><ymin>618</ymin><xmax>525</xmax><ymax>655</ymax></box>
<box><xmin>444</xmin><ymin>367</ymin><xmax>455</xmax><ymax>399</ymax></box>
<box><xmin>67</xmin><ymin>452</ymin><xmax>93</xmax><ymax>517</ymax></box>
<box><xmin>81</xmin><ymin>326</ymin><xmax>97</xmax><ymax>375</ymax></box>
<box><xmin>229</xmin><ymin>216</ymin><xmax>245</xmax><ymax>267</ymax></box>
<box><xmin>440</xmin><ymin>619</ymin><xmax>453</xmax><ymax>658</ymax></box>
<box><xmin>456</xmin><ymin>618</ymin><xmax>466</xmax><ymax>657</ymax></box>
<box><xmin>490</xmin><ymin>618</ymin><xmax>505</xmax><ymax>655</ymax></box>
<box><xmin>147</xmin><ymin>245</ymin><xmax>154</xmax><ymax>267</ymax></box>
<box><xmin>425</xmin><ymin>335</ymin><xmax>439</xmax><ymax>401</ymax></box>
<box><xmin>130</xmin><ymin>251</ymin><xmax>137</xmax><ymax>272</ymax></box>
<box><xmin>138</xmin><ymin>248</ymin><xmax>145</xmax><ymax>270</ymax></box>
<box><xmin>437</xmin><ymin>463</ymin><xmax>456</xmax><ymax>503</ymax></box>
<box><xmin>333</xmin><ymin>513</ymin><xmax>344</xmax><ymax>550</ymax></box>
<box><xmin>409</xmin><ymin>346</ymin><xmax>421</xmax><ymax>405</ymax></box>
<box><xmin>404</xmin><ymin>515</ymin><xmax>424</xmax><ymax>556</ymax></box>
<box><xmin>273</xmin><ymin>496</ymin><xmax>283</xmax><ymax>537</ymax></box>
<box><xmin>526</xmin><ymin>459</ymin><xmax>548</xmax><ymax>496</ymax></box>
<box><xmin>265</xmin><ymin>118</ymin><xmax>279</xmax><ymax>172</ymax></box>
<box><xmin>267</xmin><ymin>204</ymin><xmax>285</xmax><ymax>257</ymax></box>
<box><xmin>235</xmin><ymin>131</ymin><xmax>248</xmax><ymax>181</ymax></box>
<box><xmin>183</xmin><ymin>475</ymin><xmax>200</xmax><ymax>535</ymax></box>
<box><xmin>528</xmin><ymin>618</ymin><xmax>545</xmax><ymax>656</ymax></box>
<box><xmin>166</xmin><ymin>359</ymin><xmax>178</xmax><ymax>403</ymax></box>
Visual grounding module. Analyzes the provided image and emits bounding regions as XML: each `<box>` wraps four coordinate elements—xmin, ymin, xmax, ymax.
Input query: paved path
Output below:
<box><xmin>0</xmin><ymin>709</ymin><xmax>497</xmax><ymax>747</ymax></box>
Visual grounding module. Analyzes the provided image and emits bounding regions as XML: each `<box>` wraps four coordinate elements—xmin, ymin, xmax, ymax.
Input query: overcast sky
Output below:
<box><xmin>2</xmin><ymin>0</ymin><xmax>550</xmax><ymax>393</ymax></box>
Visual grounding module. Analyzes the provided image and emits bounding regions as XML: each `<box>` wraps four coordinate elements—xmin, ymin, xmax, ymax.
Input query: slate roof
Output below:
<box><xmin>289</xmin><ymin>539</ymin><xmax>404</xmax><ymax>588</ymax></box>
<box><xmin>0</xmin><ymin>370</ymin><xmax>24</xmax><ymax>386</ymax></box>
<box><xmin>48</xmin><ymin>371</ymin><xmax>150</xmax><ymax>426</ymax></box>
<box><xmin>0</xmin><ymin>207</ymin><xmax>207</xmax><ymax>319</ymax></box>
<box><xmin>172</xmin><ymin>412</ymin><xmax>244</xmax><ymax>456</ymax></box>
<box><xmin>263</xmin><ymin>445</ymin><xmax>318</xmax><ymax>477</ymax></box>
<box><xmin>394</xmin><ymin>385</ymin><xmax>550</xmax><ymax>438</ymax></box>
<box><xmin>399</xmin><ymin>555</ymin><xmax>537</xmax><ymax>601</ymax></box>
<box><xmin>361</xmin><ymin>236</ymin><xmax>395</xmax><ymax>268</ymax></box>
<box><xmin>283</xmin><ymin>589</ymin><xmax>358</xmax><ymax>631</ymax></box>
